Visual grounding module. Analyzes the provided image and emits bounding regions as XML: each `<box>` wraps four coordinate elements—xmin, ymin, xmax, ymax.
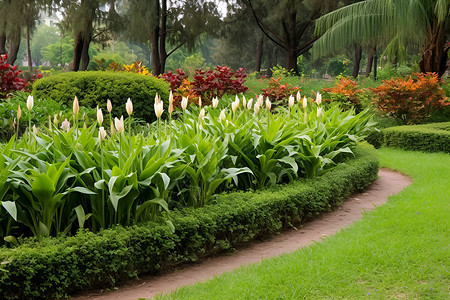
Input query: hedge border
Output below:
<box><xmin>0</xmin><ymin>146</ymin><xmax>379</xmax><ymax>299</ymax></box>
<box><xmin>366</xmin><ymin>122</ymin><xmax>450</xmax><ymax>153</ymax></box>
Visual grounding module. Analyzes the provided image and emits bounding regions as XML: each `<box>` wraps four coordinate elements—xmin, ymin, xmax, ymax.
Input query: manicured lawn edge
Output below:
<box><xmin>367</xmin><ymin>122</ymin><xmax>450</xmax><ymax>153</ymax></box>
<box><xmin>0</xmin><ymin>146</ymin><xmax>378</xmax><ymax>299</ymax></box>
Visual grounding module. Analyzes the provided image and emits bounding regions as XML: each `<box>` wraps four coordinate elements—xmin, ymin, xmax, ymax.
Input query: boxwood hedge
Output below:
<box><xmin>0</xmin><ymin>146</ymin><xmax>379</xmax><ymax>299</ymax></box>
<box><xmin>32</xmin><ymin>71</ymin><xmax>170</xmax><ymax>123</ymax></box>
<box><xmin>367</xmin><ymin>122</ymin><xmax>450</xmax><ymax>153</ymax></box>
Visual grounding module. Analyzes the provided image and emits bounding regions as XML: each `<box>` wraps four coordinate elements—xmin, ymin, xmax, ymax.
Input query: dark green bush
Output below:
<box><xmin>368</xmin><ymin>122</ymin><xmax>450</xmax><ymax>153</ymax></box>
<box><xmin>0</xmin><ymin>146</ymin><xmax>378</xmax><ymax>299</ymax></box>
<box><xmin>32</xmin><ymin>71</ymin><xmax>170</xmax><ymax>123</ymax></box>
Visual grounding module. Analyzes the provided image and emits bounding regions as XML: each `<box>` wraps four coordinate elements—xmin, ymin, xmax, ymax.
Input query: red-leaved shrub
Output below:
<box><xmin>261</xmin><ymin>77</ymin><xmax>301</xmax><ymax>101</ymax></box>
<box><xmin>1</xmin><ymin>54</ymin><xmax>28</xmax><ymax>98</ymax></box>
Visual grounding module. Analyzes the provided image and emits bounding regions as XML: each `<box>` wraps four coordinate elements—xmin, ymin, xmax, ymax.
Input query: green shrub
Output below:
<box><xmin>0</xmin><ymin>146</ymin><xmax>378</xmax><ymax>299</ymax></box>
<box><xmin>32</xmin><ymin>71</ymin><xmax>170</xmax><ymax>123</ymax></box>
<box><xmin>367</xmin><ymin>122</ymin><xmax>450</xmax><ymax>153</ymax></box>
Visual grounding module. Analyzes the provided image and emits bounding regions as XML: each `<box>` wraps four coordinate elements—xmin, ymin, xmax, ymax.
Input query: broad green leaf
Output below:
<box><xmin>1</xmin><ymin>201</ymin><xmax>17</xmax><ymax>221</ymax></box>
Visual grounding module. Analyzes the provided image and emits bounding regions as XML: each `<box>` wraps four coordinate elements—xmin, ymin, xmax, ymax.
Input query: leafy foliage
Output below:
<box><xmin>0</xmin><ymin>146</ymin><xmax>378</xmax><ymax>299</ymax></box>
<box><xmin>370</xmin><ymin>122</ymin><xmax>450</xmax><ymax>153</ymax></box>
<box><xmin>261</xmin><ymin>77</ymin><xmax>301</xmax><ymax>102</ymax></box>
<box><xmin>322</xmin><ymin>77</ymin><xmax>364</xmax><ymax>112</ymax></box>
<box><xmin>0</xmin><ymin>93</ymin><xmax>375</xmax><ymax>241</ymax></box>
<box><xmin>372</xmin><ymin>73</ymin><xmax>448</xmax><ymax>124</ymax></box>
<box><xmin>0</xmin><ymin>55</ymin><xmax>28</xmax><ymax>99</ymax></box>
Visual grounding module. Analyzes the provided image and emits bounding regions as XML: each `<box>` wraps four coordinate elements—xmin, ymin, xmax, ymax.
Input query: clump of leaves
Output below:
<box><xmin>261</xmin><ymin>77</ymin><xmax>301</xmax><ymax>102</ymax></box>
<box><xmin>159</xmin><ymin>69</ymin><xmax>188</xmax><ymax>91</ymax></box>
<box><xmin>372</xmin><ymin>72</ymin><xmax>448</xmax><ymax>124</ymax></box>
<box><xmin>0</xmin><ymin>54</ymin><xmax>29</xmax><ymax>98</ymax></box>
<box><xmin>161</xmin><ymin>66</ymin><xmax>248</xmax><ymax>106</ymax></box>
<box><xmin>322</xmin><ymin>77</ymin><xmax>364</xmax><ymax>112</ymax></box>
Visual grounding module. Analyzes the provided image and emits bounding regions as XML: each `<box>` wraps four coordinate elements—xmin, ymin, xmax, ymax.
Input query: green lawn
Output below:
<box><xmin>154</xmin><ymin>148</ymin><xmax>449</xmax><ymax>299</ymax></box>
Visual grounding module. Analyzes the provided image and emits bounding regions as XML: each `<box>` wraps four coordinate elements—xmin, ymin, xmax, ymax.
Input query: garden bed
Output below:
<box><xmin>0</xmin><ymin>145</ymin><xmax>378</xmax><ymax>299</ymax></box>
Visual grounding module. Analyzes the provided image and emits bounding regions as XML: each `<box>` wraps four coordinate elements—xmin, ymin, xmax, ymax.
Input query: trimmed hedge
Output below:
<box><xmin>367</xmin><ymin>122</ymin><xmax>450</xmax><ymax>153</ymax></box>
<box><xmin>0</xmin><ymin>146</ymin><xmax>379</xmax><ymax>299</ymax></box>
<box><xmin>32</xmin><ymin>71</ymin><xmax>170</xmax><ymax>123</ymax></box>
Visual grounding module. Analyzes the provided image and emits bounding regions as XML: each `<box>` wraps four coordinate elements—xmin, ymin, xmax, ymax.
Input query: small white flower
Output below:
<box><xmin>114</xmin><ymin>116</ymin><xmax>124</xmax><ymax>133</ymax></box>
<box><xmin>265</xmin><ymin>97</ymin><xmax>271</xmax><ymax>110</ymax></box>
<box><xmin>316</xmin><ymin>92</ymin><xmax>322</xmax><ymax>105</ymax></box>
<box><xmin>198</xmin><ymin>108</ymin><xmax>205</xmax><ymax>121</ymax></box>
<box><xmin>254</xmin><ymin>102</ymin><xmax>260</xmax><ymax>114</ymax></box>
<box><xmin>302</xmin><ymin>96</ymin><xmax>308</xmax><ymax>109</ymax></box>
<box><xmin>288</xmin><ymin>95</ymin><xmax>295</xmax><ymax>108</ymax></box>
<box><xmin>212</xmin><ymin>97</ymin><xmax>219</xmax><ymax>109</ymax></box>
<box><xmin>218</xmin><ymin>109</ymin><xmax>226</xmax><ymax>121</ymax></box>
<box><xmin>155</xmin><ymin>100</ymin><xmax>164</xmax><ymax>118</ymax></box>
<box><xmin>296</xmin><ymin>91</ymin><xmax>301</xmax><ymax>102</ymax></box>
<box><xmin>317</xmin><ymin>107</ymin><xmax>322</xmax><ymax>118</ymax></box>
<box><xmin>73</xmin><ymin>96</ymin><xmax>79</xmax><ymax>115</ymax></box>
<box><xmin>107</xmin><ymin>99</ymin><xmax>112</xmax><ymax>113</ymax></box>
<box><xmin>97</xmin><ymin>107</ymin><xmax>103</xmax><ymax>125</ymax></box>
<box><xmin>99</xmin><ymin>126</ymin><xmax>107</xmax><ymax>140</ymax></box>
<box><xmin>181</xmin><ymin>97</ymin><xmax>188</xmax><ymax>110</ymax></box>
<box><xmin>247</xmin><ymin>98</ymin><xmax>253</xmax><ymax>110</ymax></box>
<box><xmin>126</xmin><ymin>98</ymin><xmax>133</xmax><ymax>116</ymax></box>
<box><xmin>61</xmin><ymin>118</ymin><xmax>71</xmax><ymax>132</ymax></box>
<box><xmin>27</xmin><ymin>95</ymin><xmax>34</xmax><ymax>111</ymax></box>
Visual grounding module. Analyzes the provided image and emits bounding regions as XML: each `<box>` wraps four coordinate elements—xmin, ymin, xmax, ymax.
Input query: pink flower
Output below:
<box><xmin>61</xmin><ymin>118</ymin><xmax>71</xmax><ymax>132</ymax></box>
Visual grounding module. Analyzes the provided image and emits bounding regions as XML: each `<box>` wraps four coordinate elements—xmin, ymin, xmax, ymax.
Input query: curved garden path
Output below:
<box><xmin>72</xmin><ymin>168</ymin><xmax>412</xmax><ymax>300</ymax></box>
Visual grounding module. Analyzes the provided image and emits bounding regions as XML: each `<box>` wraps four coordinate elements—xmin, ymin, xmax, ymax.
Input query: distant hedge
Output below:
<box><xmin>0</xmin><ymin>146</ymin><xmax>378</xmax><ymax>299</ymax></box>
<box><xmin>32</xmin><ymin>71</ymin><xmax>170</xmax><ymax>123</ymax></box>
<box><xmin>366</xmin><ymin>122</ymin><xmax>450</xmax><ymax>153</ymax></box>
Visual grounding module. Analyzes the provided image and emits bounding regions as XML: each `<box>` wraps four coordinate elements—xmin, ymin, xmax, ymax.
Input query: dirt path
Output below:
<box><xmin>72</xmin><ymin>168</ymin><xmax>412</xmax><ymax>300</ymax></box>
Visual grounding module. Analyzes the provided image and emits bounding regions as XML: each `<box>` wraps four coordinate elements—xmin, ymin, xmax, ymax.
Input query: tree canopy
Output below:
<box><xmin>313</xmin><ymin>0</ymin><xmax>450</xmax><ymax>76</ymax></box>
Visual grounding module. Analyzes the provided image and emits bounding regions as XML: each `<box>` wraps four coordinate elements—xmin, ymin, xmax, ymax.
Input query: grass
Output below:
<box><xmin>154</xmin><ymin>147</ymin><xmax>449</xmax><ymax>299</ymax></box>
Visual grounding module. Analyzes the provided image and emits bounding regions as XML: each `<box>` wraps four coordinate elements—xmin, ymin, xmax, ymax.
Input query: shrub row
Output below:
<box><xmin>32</xmin><ymin>71</ymin><xmax>170</xmax><ymax>123</ymax></box>
<box><xmin>366</xmin><ymin>122</ymin><xmax>450</xmax><ymax>153</ymax></box>
<box><xmin>0</xmin><ymin>146</ymin><xmax>379</xmax><ymax>299</ymax></box>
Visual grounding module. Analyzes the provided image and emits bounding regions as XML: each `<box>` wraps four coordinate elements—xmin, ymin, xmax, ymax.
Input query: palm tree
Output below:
<box><xmin>312</xmin><ymin>0</ymin><xmax>449</xmax><ymax>77</ymax></box>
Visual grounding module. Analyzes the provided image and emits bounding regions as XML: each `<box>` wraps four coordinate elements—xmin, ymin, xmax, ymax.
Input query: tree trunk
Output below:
<box><xmin>365</xmin><ymin>45</ymin><xmax>376</xmax><ymax>77</ymax></box>
<box><xmin>26</xmin><ymin>24</ymin><xmax>32</xmax><ymax>71</ymax></box>
<box><xmin>6</xmin><ymin>28</ymin><xmax>21</xmax><ymax>65</ymax></box>
<box><xmin>419</xmin><ymin>17</ymin><xmax>448</xmax><ymax>77</ymax></box>
<box><xmin>352</xmin><ymin>43</ymin><xmax>362</xmax><ymax>78</ymax></box>
<box><xmin>285</xmin><ymin>9</ymin><xmax>298</xmax><ymax>75</ymax></box>
<box><xmin>0</xmin><ymin>33</ymin><xmax>6</xmax><ymax>54</ymax></box>
<box><xmin>286</xmin><ymin>48</ymin><xmax>298</xmax><ymax>75</ymax></box>
<box><xmin>72</xmin><ymin>32</ymin><xmax>83</xmax><ymax>71</ymax></box>
<box><xmin>159</xmin><ymin>0</ymin><xmax>167</xmax><ymax>74</ymax></box>
<box><xmin>150</xmin><ymin>27</ymin><xmax>161</xmax><ymax>76</ymax></box>
<box><xmin>254</xmin><ymin>38</ymin><xmax>263</xmax><ymax>72</ymax></box>
<box><xmin>80</xmin><ymin>34</ymin><xmax>91</xmax><ymax>71</ymax></box>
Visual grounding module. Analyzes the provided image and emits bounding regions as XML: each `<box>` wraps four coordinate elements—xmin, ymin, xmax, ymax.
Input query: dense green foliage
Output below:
<box><xmin>32</xmin><ymin>72</ymin><xmax>170</xmax><ymax>122</ymax></box>
<box><xmin>381</xmin><ymin>122</ymin><xmax>450</xmax><ymax>153</ymax></box>
<box><xmin>0</xmin><ymin>96</ymin><xmax>375</xmax><ymax>240</ymax></box>
<box><xmin>0</xmin><ymin>146</ymin><xmax>378</xmax><ymax>299</ymax></box>
<box><xmin>156</xmin><ymin>148</ymin><xmax>449</xmax><ymax>300</ymax></box>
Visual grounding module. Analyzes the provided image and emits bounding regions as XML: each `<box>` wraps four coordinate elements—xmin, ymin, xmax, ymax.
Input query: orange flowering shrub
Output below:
<box><xmin>173</xmin><ymin>79</ymin><xmax>199</xmax><ymax>108</ymax></box>
<box><xmin>261</xmin><ymin>77</ymin><xmax>301</xmax><ymax>106</ymax></box>
<box><xmin>372</xmin><ymin>72</ymin><xmax>448</xmax><ymax>124</ymax></box>
<box><xmin>322</xmin><ymin>77</ymin><xmax>363</xmax><ymax>111</ymax></box>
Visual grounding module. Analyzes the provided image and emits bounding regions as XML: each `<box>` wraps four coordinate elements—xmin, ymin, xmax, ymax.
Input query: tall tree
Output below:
<box><xmin>59</xmin><ymin>0</ymin><xmax>123</xmax><ymax>71</ymax></box>
<box><xmin>242</xmin><ymin>0</ymin><xmax>339</xmax><ymax>75</ymax></box>
<box><xmin>126</xmin><ymin>0</ymin><xmax>221</xmax><ymax>75</ymax></box>
<box><xmin>313</xmin><ymin>0</ymin><xmax>450</xmax><ymax>77</ymax></box>
<box><xmin>0</xmin><ymin>0</ymin><xmax>39</xmax><ymax>65</ymax></box>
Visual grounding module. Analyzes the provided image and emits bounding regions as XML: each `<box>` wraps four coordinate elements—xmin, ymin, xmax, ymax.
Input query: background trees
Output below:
<box><xmin>313</xmin><ymin>0</ymin><xmax>450</xmax><ymax>77</ymax></box>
